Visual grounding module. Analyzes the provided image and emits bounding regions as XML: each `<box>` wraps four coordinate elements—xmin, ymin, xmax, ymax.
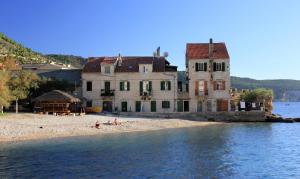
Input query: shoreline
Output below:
<box><xmin>0</xmin><ymin>113</ymin><xmax>221</xmax><ymax>143</ymax></box>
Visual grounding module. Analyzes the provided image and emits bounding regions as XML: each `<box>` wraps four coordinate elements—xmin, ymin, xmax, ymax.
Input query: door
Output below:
<box><xmin>103</xmin><ymin>101</ymin><xmax>112</xmax><ymax>112</ymax></box>
<box><xmin>207</xmin><ymin>100</ymin><xmax>212</xmax><ymax>112</ymax></box>
<box><xmin>197</xmin><ymin>101</ymin><xmax>203</xmax><ymax>112</ymax></box>
<box><xmin>121</xmin><ymin>101</ymin><xmax>127</xmax><ymax>112</ymax></box>
<box><xmin>151</xmin><ymin>101</ymin><xmax>156</xmax><ymax>112</ymax></box>
<box><xmin>217</xmin><ymin>100</ymin><xmax>228</xmax><ymax>112</ymax></box>
<box><xmin>177</xmin><ymin>100</ymin><xmax>183</xmax><ymax>112</ymax></box>
<box><xmin>136</xmin><ymin>101</ymin><xmax>141</xmax><ymax>112</ymax></box>
<box><xmin>105</xmin><ymin>81</ymin><xmax>110</xmax><ymax>92</ymax></box>
<box><xmin>184</xmin><ymin>101</ymin><xmax>189</xmax><ymax>112</ymax></box>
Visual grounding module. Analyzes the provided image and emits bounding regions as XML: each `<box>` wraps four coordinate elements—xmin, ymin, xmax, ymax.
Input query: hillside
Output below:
<box><xmin>0</xmin><ymin>32</ymin><xmax>48</xmax><ymax>64</ymax></box>
<box><xmin>45</xmin><ymin>54</ymin><xmax>86</xmax><ymax>68</ymax></box>
<box><xmin>0</xmin><ymin>32</ymin><xmax>86</xmax><ymax>67</ymax></box>
<box><xmin>231</xmin><ymin>76</ymin><xmax>300</xmax><ymax>101</ymax></box>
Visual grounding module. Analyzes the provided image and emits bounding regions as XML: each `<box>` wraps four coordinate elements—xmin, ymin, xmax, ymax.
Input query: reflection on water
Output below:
<box><xmin>1</xmin><ymin>123</ymin><xmax>300</xmax><ymax>178</ymax></box>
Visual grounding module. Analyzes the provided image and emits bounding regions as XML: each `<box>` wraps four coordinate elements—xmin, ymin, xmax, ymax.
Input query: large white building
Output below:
<box><xmin>82</xmin><ymin>55</ymin><xmax>178</xmax><ymax>113</ymax></box>
<box><xmin>82</xmin><ymin>39</ymin><xmax>231</xmax><ymax>113</ymax></box>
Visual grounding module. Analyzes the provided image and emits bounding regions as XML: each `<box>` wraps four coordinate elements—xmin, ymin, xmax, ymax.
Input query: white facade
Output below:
<box><xmin>82</xmin><ymin>62</ymin><xmax>178</xmax><ymax>113</ymax></box>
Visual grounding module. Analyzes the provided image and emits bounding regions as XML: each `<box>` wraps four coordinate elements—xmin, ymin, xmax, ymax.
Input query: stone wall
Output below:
<box><xmin>119</xmin><ymin>111</ymin><xmax>266</xmax><ymax>122</ymax></box>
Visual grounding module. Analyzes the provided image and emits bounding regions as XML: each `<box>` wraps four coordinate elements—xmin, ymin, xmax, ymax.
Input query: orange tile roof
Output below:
<box><xmin>186</xmin><ymin>43</ymin><xmax>229</xmax><ymax>60</ymax></box>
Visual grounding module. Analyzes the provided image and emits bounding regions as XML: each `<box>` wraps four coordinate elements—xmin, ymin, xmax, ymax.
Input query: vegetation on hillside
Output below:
<box><xmin>0</xmin><ymin>32</ymin><xmax>86</xmax><ymax>67</ymax></box>
<box><xmin>231</xmin><ymin>76</ymin><xmax>300</xmax><ymax>101</ymax></box>
<box><xmin>0</xmin><ymin>32</ymin><xmax>48</xmax><ymax>64</ymax></box>
<box><xmin>46</xmin><ymin>54</ymin><xmax>86</xmax><ymax>68</ymax></box>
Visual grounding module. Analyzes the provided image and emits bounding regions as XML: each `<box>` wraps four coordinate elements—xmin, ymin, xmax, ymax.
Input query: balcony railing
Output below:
<box><xmin>101</xmin><ymin>89</ymin><xmax>115</xmax><ymax>96</ymax></box>
<box><xmin>140</xmin><ymin>90</ymin><xmax>152</xmax><ymax>100</ymax></box>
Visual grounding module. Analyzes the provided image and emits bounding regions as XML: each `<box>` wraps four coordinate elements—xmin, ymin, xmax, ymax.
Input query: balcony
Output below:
<box><xmin>140</xmin><ymin>91</ymin><xmax>152</xmax><ymax>100</ymax></box>
<box><xmin>101</xmin><ymin>89</ymin><xmax>115</xmax><ymax>96</ymax></box>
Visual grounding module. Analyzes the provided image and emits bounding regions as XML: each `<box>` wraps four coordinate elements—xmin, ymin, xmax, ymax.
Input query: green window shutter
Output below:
<box><xmin>222</xmin><ymin>62</ymin><xmax>226</xmax><ymax>72</ymax></box>
<box><xmin>204</xmin><ymin>63</ymin><xmax>207</xmax><ymax>72</ymax></box>
<box><xmin>151</xmin><ymin>101</ymin><xmax>156</xmax><ymax>112</ymax></box>
<box><xmin>213</xmin><ymin>62</ymin><xmax>217</xmax><ymax>71</ymax></box>
<box><xmin>120</xmin><ymin>81</ymin><xmax>124</xmax><ymax>91</ymax></box>
<box><xmin>136</xmin><ymin>101</ymin><xmax>141</xmax><ymax>112</ymax></box>
<box><xmin>140</xmin><ymin>81</ymin><xmax>143</xmax><ymax>96</ymax></box>
<box><xmin>149</xmin><ymin>81</ymin><xmax>152</xmax><ymax>92</ymax></box>
<box><xmin>167</xmin><ymin>81</ymin><xmax>171</xmax><ymax>90</ymax></box>
<box><xmin>177</xmin><ymin>100</ymin><xmax>183</xmax><ymax>112</ymax></box>
<box><xmin>161</xmin><ymin>81</ymin><xmax>165</xmax><ymax>90</ymax></box>
<box><xmin>127</xmin><ymin>81</ymin><xmax>130</xmax><ymax>91</ymax></box>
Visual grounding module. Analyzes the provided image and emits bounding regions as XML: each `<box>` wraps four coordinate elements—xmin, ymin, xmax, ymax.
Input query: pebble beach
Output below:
<box><xmin>0</xmin><ymin>113</ymin><xmax>219</xmax><ymax>143</ymax></box>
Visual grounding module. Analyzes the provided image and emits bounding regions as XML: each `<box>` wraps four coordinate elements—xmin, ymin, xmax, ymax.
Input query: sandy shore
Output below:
<box><xmin>0</xmin><ymin>113</ymin><xmax>220</xmax><ymax>143</ymax></box>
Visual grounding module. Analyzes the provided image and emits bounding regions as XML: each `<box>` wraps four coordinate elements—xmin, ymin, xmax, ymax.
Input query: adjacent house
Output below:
<box><xmin>186</xmin><ymin>39</ymin><xmax>231</xmax><ymax>112</ymax></box>
<box><xmin>82</xmin><ymin>54</ymin><xmax>178</xmax><ymax>113</ymax></box>
<box><xmin>82</xmin><ymin>39</ymin><xmax>231</xmax><ymax>113</ymax></box>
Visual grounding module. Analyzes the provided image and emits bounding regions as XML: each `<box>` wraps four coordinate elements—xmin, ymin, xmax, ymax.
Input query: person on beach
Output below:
<box><xmin>95</xmin><ymin>121</ymin><xmax>100</xmax><ymax>129</ymax></box>
<box><xmin>113</xmin><ymin>118</ymin><xmax>120</xmax><ymax>125</ymax></box>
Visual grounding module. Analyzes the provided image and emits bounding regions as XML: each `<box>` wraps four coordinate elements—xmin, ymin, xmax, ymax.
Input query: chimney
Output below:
<box><xmin>156</xmin><ymin>47</ymin><xmax>160</xmax><ymax>57</ymax></box>
<box><xmin>117</xmin><ymin>53</ymin><xmax>122</xmax><ymax>66</ymax></box>
<box><xmin>209</xmin><ymin>38</ymin><xmax>213</xmax><ymax>58</ymax></box>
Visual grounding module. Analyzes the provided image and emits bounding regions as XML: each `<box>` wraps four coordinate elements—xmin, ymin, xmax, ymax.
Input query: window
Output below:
<box><xmin>162</xmin><ymin>101</ymin><xmax>170</xmax><ymax>108</ymax></box>
<box><xmin>213</xmin><ymin>62</ymin><xmax>226</xmax><ymax>72</ymax></box>
<box><xmin>86</xmin><ymin>81</ymin><xmax>92</xmax><ymax>91</ymax></box>
<box><xmin>214</xmin><ymin>81</ymin><xmax>226</xmax><ymax>90</ymax></box>
<box><xmin>104</xmin><ymin>81</ymin><xmax>110</xmax><ymax>91</ymax></box>
<box><xmin>178</xmin><ymin>81</ymin><xmax>183</xmax><ymax>92</ymax></box>
<box><xmin>120</xmin><ymin>81</ymin><xmax>130</xmax><ymax>91</ymax></box>
<box><xmin>195</xmin><ymin>80</ymin><xmax>208</xmax><ymax>96</ymax></box>
<box><xmin>140</xmin><ymin>81</ymin><xmax>152</xmax><ymax>96</ymax></box>
<box><xmin>121</xmin><ymin>101</ymin><xmax>127</xmax><ymax>112</ymax></box>
<box><xmin>86</xmin><ymin>100</ymin><xmax>92</xmax><ymax>107</ymax></box>
<box><xmin>142</xmin><ymin>65</ymin><xmax>149</xmax><ymax>73</ymax></box>
<box><xmin>104</xmin><ymin>66</ymin><xmax>110</xmax><ymax>74</ymax></box>
<box><xmin>195</xmin><ymin>62</ymin><xmax>207</xmax><ymax>72</ymax></box>
<box><xmin>160</xmin><ymin>81</ymin><xmax>171</xmax><ymax>91</ymax></box>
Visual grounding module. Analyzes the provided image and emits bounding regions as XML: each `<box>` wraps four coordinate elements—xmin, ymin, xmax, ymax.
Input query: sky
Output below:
<box><xmin>1</xmin><ymin>0</ymin><xmax>300</xmax><ymax>80</ymax></box>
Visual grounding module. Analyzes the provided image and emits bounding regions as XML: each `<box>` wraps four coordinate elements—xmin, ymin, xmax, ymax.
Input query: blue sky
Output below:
<box><xmin>1</xmin><ymin>0</ymin><xmax>300</xmax><ymax>80</ymax></box>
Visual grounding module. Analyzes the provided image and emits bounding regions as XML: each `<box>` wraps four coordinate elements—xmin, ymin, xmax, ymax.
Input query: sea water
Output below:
<box><xmin>1</xmin><ymin>102</ymin><xmax>300</xmax><ymax>178</ymax></box>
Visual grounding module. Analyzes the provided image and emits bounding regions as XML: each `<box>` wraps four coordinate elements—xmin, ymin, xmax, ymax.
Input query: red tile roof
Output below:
<box><xmin>82</xmin><ymin>56</ymin><xmax>177</xmax><ymax>73</ymax></box>
<box><xmin>186</xmin><ymin>43</ymin><xmax>229</xmax><ymax>60</ymax></box>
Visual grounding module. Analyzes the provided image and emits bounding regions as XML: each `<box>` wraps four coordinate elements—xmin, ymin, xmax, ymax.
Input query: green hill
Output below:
<box><xmin>0</xmin><ymin>32</ymin><xmax>49</xmax><ymax>64</ymax></box>
<box><xmin>231</xmin><ymin>76</ymin><xmax>300</xmax><ymax>101</ymax></box>
<box><xmin>45</xmin><ymin>54</ymin><xmax>86</xmax><ymax>68</ymax></box>
<box><xmin>0</xmin><ymin>32</ymin><xmax>86</xmax><ymax>67</ymax></box>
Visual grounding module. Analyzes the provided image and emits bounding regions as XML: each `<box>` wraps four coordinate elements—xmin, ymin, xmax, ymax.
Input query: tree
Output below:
<box><xmin>8</xmin><ymin>71</ymin><xmax>39</xmax><ymax>113</ymax></box>
<box><xmin>0</xmin><ymin>56</ymin><xmax>16</xmax><ymax>113</ymax></box>
<box><xmin>0</xmin><ymin>71</ymin><xmax>12</xmax><ymax>113</ymax></box>
<box><xmin>240</xmin><ymin>88</ymin><xmax>274</xmax><ymax>103</ymax></box>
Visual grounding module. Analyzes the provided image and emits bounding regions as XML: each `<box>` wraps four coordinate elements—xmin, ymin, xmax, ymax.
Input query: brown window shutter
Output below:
<box><xmin>195</xmin><ymin>81</ymin><xmax>199</xmax><ymax>96</ymax></box>
<box><xmin>213</xmin><ymin>81</ymin><xmax>217</xmax><ymax>91</ymax></box>
<box><xmin>222</xmin><ymin>81</ymin><xmax>226</xmax><ymax>90</ymax></box>
<box><xmin>204</xmin><ymin>81</ymin><xmax>208</xmax><ymax>95</ymax></box>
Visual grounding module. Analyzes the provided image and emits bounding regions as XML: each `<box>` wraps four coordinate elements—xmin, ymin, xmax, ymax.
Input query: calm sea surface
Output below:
<box><xmin>273</xmin><ymin>102</ymin><xmax>300</xmax><ymax>118</ymax></box>
<box><xmin>1</xmin><ymin>102</ymin><xmax>300</xmax><ymax>178</ymax></box>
